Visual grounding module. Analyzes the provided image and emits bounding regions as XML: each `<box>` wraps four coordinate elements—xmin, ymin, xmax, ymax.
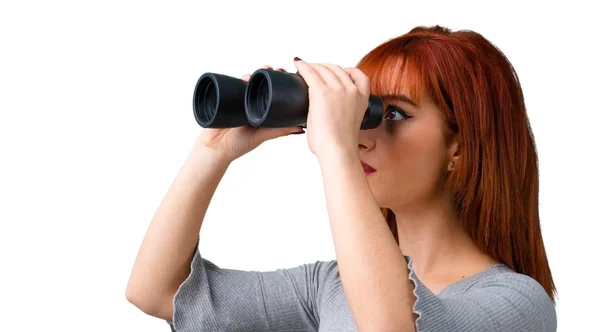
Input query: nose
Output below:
<box><xmin>358</xmin><ymin>127</ymin><xmax>377</xmax><ymax>152</ymax></box>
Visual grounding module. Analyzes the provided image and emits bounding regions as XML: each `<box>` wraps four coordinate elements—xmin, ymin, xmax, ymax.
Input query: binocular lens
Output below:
<box><xmin>192</xmin><ymin>72</ymin><xmax>249</xmax><ymax>128</ymax></box>
<box><xmin>195</xmin><ymin>77</ymin><xmax>218</xmax><ymax>124</ymax></box>
<box><xmin>246</xmin><ymin>73</ymin><xmax>270</xmax><ymax>123</ymax></box>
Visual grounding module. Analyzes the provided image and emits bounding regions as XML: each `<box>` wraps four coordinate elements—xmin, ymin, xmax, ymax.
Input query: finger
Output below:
<box><xmin>293</xmin><ymin>57</ymin><xmax>326</xmax><ymax>87</ymax></box>
<box><xmin>321</xmin><ymin>63</ymin><xmax>355</xmax><ymax>88</ymax></box>
<box><xmin>343</xmin><ymin>67</ymin><xmax>371</xmax><ymax>96</ymax></box>
<box><xmin>241</xmin><ymin>73</ymin><xmax>251</xmax><ymax>81</ymax></box>
<box><xmin>263</xmin><ymin>65</ymin><xmax>273</xmax><ymax>70</ymax></box>
<box><xmin>275</xmin><ymin>67</ymin><xmax>287</xmax><ymax>72</ymax></box>
<box><xmin>310</xmin><ymin>63</ymin><xmax>344</xmax><ymax>88</ymax></box>
<box><xmin>255</xmin><ymin>126</ymin><xmax>305</xmax><ymax>143</ymax></box>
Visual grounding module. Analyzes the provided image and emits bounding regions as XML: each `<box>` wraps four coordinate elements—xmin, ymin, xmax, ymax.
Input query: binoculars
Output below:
<box><xmin>192</xmin><ymin>68</ymin><xmax>384</xmax><ymax>130</ymax></box>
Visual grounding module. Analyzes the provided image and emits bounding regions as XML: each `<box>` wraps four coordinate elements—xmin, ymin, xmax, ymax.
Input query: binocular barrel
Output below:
<box><xmin>193</xmin><ymin>68</ymin><xmax>384</xmax><ymax>130</ymax></box>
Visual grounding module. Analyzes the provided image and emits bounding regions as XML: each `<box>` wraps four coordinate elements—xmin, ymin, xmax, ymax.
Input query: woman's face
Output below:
<box><xmin>357</xmin><ymin>87</ymin><xmax>458</xmax><ymax>210</ymax></box>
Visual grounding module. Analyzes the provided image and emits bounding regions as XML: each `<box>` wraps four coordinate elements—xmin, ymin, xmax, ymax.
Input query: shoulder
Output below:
<box><xmin>473</xmin><ymin>268</ymin><xmax>553</xmax><ymax>304</ymax></box>
<box><xmin>464</xmin><ymin>268</ymin><xmax>557</xmax><ymax>331</ymax></box>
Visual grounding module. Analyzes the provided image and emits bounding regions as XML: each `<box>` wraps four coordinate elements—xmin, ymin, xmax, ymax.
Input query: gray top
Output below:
<box><xmin>166</xmin><ymin>242</ymin><xmax>557</xmax><ymax>331</ymax></box>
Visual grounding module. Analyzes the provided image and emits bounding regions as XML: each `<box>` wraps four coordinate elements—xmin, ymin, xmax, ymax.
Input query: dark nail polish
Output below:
<box><xmin>291</xmin><ymin>130</ymin><xmax>305</xmax><ymax>135</ymax></box>
<box><xmin>294</xmin><ymin>56</ymin><xmax>302</xmax><ymax>61</ymax></box>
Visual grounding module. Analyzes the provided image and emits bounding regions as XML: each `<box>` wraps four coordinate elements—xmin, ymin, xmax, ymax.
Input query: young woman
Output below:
<box><xmin>126</xmin><ymin>25</ymin><xmax>557</xmax><ymax>331</ymax></box>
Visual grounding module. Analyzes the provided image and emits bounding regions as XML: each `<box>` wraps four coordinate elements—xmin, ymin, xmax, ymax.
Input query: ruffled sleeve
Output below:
<box><xmin>166</xmin><ymin>240</ymin><xmax>333</xmax><ymax>332</ymax></box>
<box><xmin>404</xmin><ymin>256</ymin><xmax>557</xmax><ymax>332</ymax></box>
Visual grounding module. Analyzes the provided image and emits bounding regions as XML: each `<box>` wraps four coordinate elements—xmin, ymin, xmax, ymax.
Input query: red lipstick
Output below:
<box><xmin>360</xmin><ymin>160</ymin><xmax>377</xmax><ymax>174</ymax></box>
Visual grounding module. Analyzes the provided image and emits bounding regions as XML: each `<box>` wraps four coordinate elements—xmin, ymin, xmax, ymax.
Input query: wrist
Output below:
<box><xmin>316</xmin><ymin>145</ymin><xmax>358</xmax><ymax>166</ymax></box>
<box><xmin>186</xmin><ymin>141</ymin><xmax>232</xmax><ymax>172</ymax></box>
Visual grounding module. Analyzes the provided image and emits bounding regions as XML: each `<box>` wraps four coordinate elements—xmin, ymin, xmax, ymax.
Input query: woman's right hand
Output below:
<box><xmin>197</xmin><ymin>65</ymin><xmax>305</xmax><ymax>163</ymax></box>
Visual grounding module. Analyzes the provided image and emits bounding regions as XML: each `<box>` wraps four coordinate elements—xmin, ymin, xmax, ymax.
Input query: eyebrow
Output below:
<box><xmin>381</xmin><ymin>94</ymin><xmax>418</xmax><ymax>107</ymax></box>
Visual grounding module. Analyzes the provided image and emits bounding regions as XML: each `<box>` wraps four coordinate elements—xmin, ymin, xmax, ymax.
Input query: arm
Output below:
<box><xmin>288</xmin><ymin>58</ymin><xmax>416</xmax><ymax>331</ymax></box>
<box><xmin>125</xmin><ymin>137</ymin><xmax>231</xmax><ymax>318</ymax></box>
<box><xmin>318</xmin><ymin>149</ymin><xmax>417</xmax><ymax>332</ymax></box>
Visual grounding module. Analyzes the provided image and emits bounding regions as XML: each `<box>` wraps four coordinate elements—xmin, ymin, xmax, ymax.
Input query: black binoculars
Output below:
<box><xmin>192</xmin><ymin>68</ymin><xmax>384</xmax><ymax>130</ymax></box>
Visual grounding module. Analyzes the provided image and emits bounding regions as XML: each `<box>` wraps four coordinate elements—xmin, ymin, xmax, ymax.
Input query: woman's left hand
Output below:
<box><xmin>293</xmin><ymin>58</ymin><xmax>371</xmax><ymax>160</ymax></box>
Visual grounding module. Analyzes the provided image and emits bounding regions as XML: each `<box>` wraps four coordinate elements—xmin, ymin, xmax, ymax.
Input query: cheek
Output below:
<box><xmin>380</xmin><ymin>124</ymin><xmax>447</xmax><ymax>197</ymax></box>
<box><xmin>416</xmin><ymin>135</ymin><xmax>447</xmax><ymax>175</ymax></box>
<box><xmin>388</xmin><ymin>124</ymin><xmax>441</xmax><ymax>169</ymax></box>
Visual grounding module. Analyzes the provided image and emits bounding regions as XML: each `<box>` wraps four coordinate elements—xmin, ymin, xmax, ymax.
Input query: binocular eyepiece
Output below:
<box><xmin>193</xmin><ymin>68</ymin><xmax>384</xmax><ymax>130</ymax></box>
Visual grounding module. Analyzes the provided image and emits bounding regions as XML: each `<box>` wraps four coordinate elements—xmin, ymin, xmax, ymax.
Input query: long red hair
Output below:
<box><xmin>357</xmin><ymin>25</ymin><xmax>557</xmax><ymax>302</ymax></box>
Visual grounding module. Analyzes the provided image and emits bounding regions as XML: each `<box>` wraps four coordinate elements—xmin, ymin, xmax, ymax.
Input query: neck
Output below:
<box><xmin>390</xmin><ymin>190</ymin><xmax>477</xmax><ymax>277</ymax></box>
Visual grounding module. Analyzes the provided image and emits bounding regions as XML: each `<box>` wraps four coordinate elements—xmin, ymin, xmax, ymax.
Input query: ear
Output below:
<box><xmin>447</xmin><ymin>134</ymin><xmax>460</xmax><ymax>171</ymax></box>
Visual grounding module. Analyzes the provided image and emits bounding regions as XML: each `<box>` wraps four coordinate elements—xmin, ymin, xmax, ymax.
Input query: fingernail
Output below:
<box><xmin>294</xmin><ymin>57</ymin><xmax>302</xmax><ymax>61</ymax></box>
<box><xmin>291</xmin><ymin>130</ymin><xmax>305</xmax><ymax>135</ymax></box>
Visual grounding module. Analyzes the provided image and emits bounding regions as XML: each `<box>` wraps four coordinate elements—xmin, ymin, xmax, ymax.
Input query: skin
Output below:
<box><xmin>293</xmin><ymin>58</ymin><xmax>501</xmax><ymax>330</ymax></box>
<box><xmin>358</xmin><ymin>92</ymin><xmax>501</xmax><ymax>295</ymax></box>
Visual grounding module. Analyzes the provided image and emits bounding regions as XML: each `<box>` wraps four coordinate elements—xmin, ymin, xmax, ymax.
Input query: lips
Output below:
<box><xmin>360</xmin><ymin>160</ymin><xmax>377</xmax><ymax>172</ymax></box>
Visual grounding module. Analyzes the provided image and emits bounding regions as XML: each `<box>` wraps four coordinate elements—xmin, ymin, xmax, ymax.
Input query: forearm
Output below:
<box><xmin>126</xmin><ymin>138</ymin><xmax>231</xmax><ymax>312</ymax></box>
<box><xmin>318</xmin><ymin>149</ymin><xmax>415</xmax><ymax>332</ymax></box>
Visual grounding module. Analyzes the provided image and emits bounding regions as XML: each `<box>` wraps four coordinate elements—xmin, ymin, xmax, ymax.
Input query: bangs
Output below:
<box><xmin>357</xmin><ymin>49</ymin><xmax>425</xmax><ymax>106</ymax></box>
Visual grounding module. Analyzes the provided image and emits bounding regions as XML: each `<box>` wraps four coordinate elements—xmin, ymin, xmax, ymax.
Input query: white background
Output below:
<box><xmin>1</xmin><ymin>0</ymin><xmax>597</xmax><ymax>331</ymax></box>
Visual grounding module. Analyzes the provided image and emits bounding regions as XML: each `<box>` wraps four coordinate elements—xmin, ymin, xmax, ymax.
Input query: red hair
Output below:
<box><xmin>357</xmin><ymin>25</ymin><xmax>557</xmax><ymax>302</ymax></box>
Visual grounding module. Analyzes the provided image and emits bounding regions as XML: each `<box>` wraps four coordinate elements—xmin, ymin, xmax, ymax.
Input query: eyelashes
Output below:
<box><xmin>383</xmin><ymin>106</ymin><xmax>412</xmax><ymax>122</ymax></box>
